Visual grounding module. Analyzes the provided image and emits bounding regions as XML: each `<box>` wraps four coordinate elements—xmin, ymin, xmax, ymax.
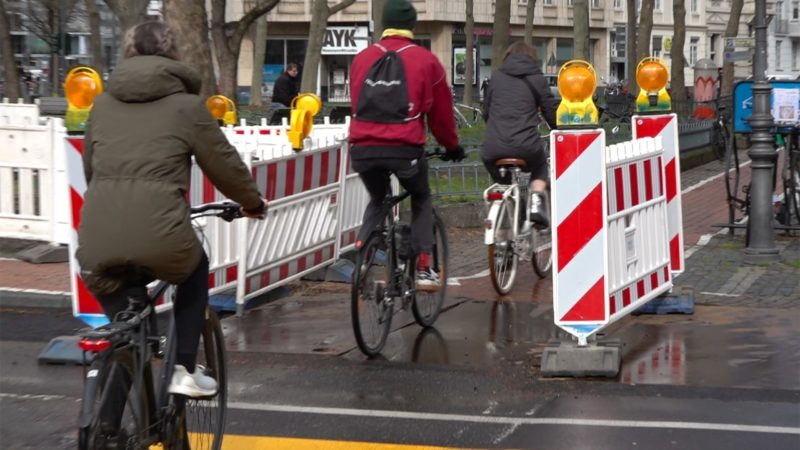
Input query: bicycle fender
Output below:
<box><xmin>77</xmin><ymin>359</ymin><xmax>105</xmax><ymax>428</ymax></box>
<box><xmin>485</xmin><ymin>201</ymin><xmax>502</xmax><ymax>245</ymax></box>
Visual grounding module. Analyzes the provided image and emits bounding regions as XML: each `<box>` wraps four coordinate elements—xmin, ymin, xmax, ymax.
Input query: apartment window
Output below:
<box><xmin>777</xmin><ymin>40</ymin><xmax>783</xmax><ymax>68</ymax></box>
<box><xmin>777</xmin><ymin>1</ymin><xmax>784</xmax><ymax>22</ymax></box>
<box><xmin>567</xmin><ymin>0</ymin><xmax>574</xmax><ymax>6</ymax></box>
<box><xmin>690</xmin><ymin>0</ymin><xmax>698</xmax><ymax>13</ymax></box>
<box><xmin>592</xmin><ymin>0</ymin><xmax>601</xmax><ymax>8</ymax></box>
<box><xmin>543</xmin><ymin>0</ymin><xmax>553</xmax><ymax>5</ymax></box>
<box><xmin>652</xmin><ymin>36</ymin><xmax>663</xmax><ymax>58</ymax></box>
<box><xmin>793</xmin><ymin>1</ymin><xmax>799</xmax><ymax>20</ymax></box>
<box><xmin>655</xmin><ymin>0</ymin><xmax>661</xmax><ymax>11</ymax></box>
<box><xmin>792</xmin><ymin>40</ymin><xmax>799</xmax><ymax>69</ymax></box>
<box><xmin>614</xmin><ymin>0</ymin><xmax>622</xmax><ymax>9</ymax></box>
<box><xmin>690</xmin><ymin>37</ymin><xmax>699</xmax><ymax>65</ymax></box>
<box><xmin>710</xmin><ymin>33</ymin><xmax>719</xmax><ymax>62</ymax></box>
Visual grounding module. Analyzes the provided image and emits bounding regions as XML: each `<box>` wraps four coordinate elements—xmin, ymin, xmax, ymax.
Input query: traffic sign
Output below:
<box><xmin>724</xmin><ymin>50</ymin><xmax>752</xmax><ymax>62</ymax></box>
<box><xmin>724</xmin><ymin>37</ymin><xmax>755</xmax><ymax>49</ymax></box>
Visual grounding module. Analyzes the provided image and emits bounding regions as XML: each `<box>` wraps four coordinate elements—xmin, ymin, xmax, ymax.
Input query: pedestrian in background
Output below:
<box><xmin>271</xmin><ymin>63</ymin><xmax>300</xmax><ymax>108</ymax></box>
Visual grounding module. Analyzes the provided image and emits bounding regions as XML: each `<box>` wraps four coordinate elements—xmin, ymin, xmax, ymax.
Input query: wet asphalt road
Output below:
<box><xmin>1</xmin><ymin>277</ymin><xmax>799</xmax><ymax>450</ymax></box>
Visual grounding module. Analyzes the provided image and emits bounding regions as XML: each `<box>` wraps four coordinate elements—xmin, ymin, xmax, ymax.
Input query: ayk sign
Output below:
<box><xmin>321</xmin><ymin>26</ymin><xmax>369</xmax><ymax>55</ymax></box>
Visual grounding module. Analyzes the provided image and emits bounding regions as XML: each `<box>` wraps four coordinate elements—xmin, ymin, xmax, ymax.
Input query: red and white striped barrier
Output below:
<box><xmin>633</xmin><ymin>114</ymin><xmax>684</xmax><ymax>274</ymax></box>
<box><xmin>551</xmin><ymin>131</ymin><xmax>673</xmax><ymax>344</ymax></box>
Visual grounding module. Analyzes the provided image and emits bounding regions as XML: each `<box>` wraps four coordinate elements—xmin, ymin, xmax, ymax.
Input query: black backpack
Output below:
<box><xmin>355</xmin><ymin>43</ymin><xmax>419</xmax><ymax>124</ymax></box>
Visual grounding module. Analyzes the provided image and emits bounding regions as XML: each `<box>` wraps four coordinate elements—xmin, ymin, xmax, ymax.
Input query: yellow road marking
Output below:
<box><xmin>218</xmin><ymin>434</ymin><xmax>474</xmax><ymax>450</ymax></box>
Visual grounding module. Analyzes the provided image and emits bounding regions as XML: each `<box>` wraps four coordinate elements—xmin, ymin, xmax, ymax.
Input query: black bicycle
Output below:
<box><xmin>351</xmin><ymin>153</ymin><xmax>449</xmax><ymax>357</ymax></box>
<box><xmin>778</xmin><ymin>130</ymin><xmax>800</xmax><ymax>227</ymax></box>
<box><xmin>77</xmin><ymin>202</ymin><xmax>241</xmax><ymax>450</ymax></box>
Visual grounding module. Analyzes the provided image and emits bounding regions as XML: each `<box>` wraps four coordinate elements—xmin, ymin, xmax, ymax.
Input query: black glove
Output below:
<box><xmin>443</xmin><ymin>146</ymin><xmax>466</xmax><ymax>162</ymax></box>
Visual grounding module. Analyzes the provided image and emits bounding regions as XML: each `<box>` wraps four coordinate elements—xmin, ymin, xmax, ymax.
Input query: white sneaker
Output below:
<box><xmin>168</xmin><ymin>364</ymin><xmax>218</xmax><ymax>397</ymax></box>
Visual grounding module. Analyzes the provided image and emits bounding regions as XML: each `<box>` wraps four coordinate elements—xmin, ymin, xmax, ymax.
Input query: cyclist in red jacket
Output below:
<box><xmin>349</xmin><ymin>0</ymin><xmax>464</xmax><ymax>292</ymax></box>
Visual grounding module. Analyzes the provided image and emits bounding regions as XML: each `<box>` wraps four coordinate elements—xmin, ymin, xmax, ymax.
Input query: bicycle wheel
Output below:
<box><xmin>351</xmin><ymin>231</ymin><xmax>393</xmax><ymax>356</ymax></box>
<box><xmin>488</xmin><ymin>198</ymin><xmax>518</xmax><ymax>295</ymax></box>
<box><xmin>412</xmin><ymin>213</ymin><xmax>448</xmax><ymax>327</ymax></box>
<box><xmin>531</xmin><ymin>191</ymin><xmax>553</xmax><ymax>278</ymax></box>
<box><xmin>78</xmin><ymin>349</ymin><xmax>150</xmax><ymax>450</ymax></box>
<box><xmin>179</xmin><ymin>309</ymin><xmax>227</xmax><ymax>450</ymax></box>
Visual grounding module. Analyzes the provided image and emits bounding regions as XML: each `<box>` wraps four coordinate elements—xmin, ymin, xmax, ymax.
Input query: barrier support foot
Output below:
<box><xmin>37</xmin><ymin>336</ymin><xmax>91</xmax><ymax>365</ymax></box>
<box><xmin>633</xmin><ymin>286</ymin><xmax>695</xmax><ymax>315</ymax></box>
<box><xmin>540</xmin><ymin>340</ymin><xmax>621</xmax><ymax>378</ymax></box>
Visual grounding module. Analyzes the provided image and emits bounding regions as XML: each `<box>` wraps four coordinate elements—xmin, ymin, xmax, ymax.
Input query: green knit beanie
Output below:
<box><xmin>382</xmin><ymin>0</ymin><xmax>417</xmax><ymax>31</ymax></box>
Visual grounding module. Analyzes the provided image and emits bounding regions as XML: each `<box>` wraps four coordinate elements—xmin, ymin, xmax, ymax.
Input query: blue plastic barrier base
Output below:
<box><xmin>37</xmin><ymin>335</ymin><xmax>92</xmax><ymax>365</ymax></box>
<box><xmin>634</xmin><ymin>287</ymin><xmax>695</xmax><ymax>315</ymax></box>
<box><xmin>209</xmin><ymin>285</ymin><xmax>292</xmax><ymax>314</ymax></box>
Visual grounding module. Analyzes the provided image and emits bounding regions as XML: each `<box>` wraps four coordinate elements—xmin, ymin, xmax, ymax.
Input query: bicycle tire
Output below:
<box><xmin>531</xmin><ymin>191</ymin><xmax>553</xmax><ymax>278</ymax></box>
<box><xmin>351</xmin><ymin>231</ymin><xmax>393</xmax><ymax>357</ymax></box>
<box><xmin>179</xmin><ymin>309</ymin><xmax>227</xmax><ymax>450</ymax></box>
<box><xmin>488</xmin><ymin>198</ymin><xmax>518</xmax><ymax>295</ymax></box>
<box><xmin>78</xmin><ymin>349</ymin><xmax>150</xmax><ymax>450</ymax></box>
<box><xmin>412</xmin><ymin>212</ymin><xmax>448</xmax><ymax>327</ymax></box>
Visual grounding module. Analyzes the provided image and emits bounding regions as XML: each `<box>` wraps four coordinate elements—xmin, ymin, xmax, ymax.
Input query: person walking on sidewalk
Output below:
<box><xmin>76</xmin><ymin>21</ymin><xmax>267</xmax><ymax>398</ymax></box>
<box><xmin>481</xmin><ymin>41</ymin><xmax>559</xmax><ymax>227</ymax></box>
<box><xmin>348</xmin><ymin>0</ymin><xmax>464</xmax><ymax>292</ymax></box>
<box><xmin>271</xmin><ymin>63</ymin><xmax>300</xmax><ymax>109</ymax></box>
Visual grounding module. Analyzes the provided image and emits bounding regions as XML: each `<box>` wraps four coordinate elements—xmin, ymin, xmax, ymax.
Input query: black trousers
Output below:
<box><xmin>352</xmin><ymin>157</ymin><xmax>433</xmax><ymax>254</ymax></box>
<box><xmin>97</xmin><ymin>252</ymin><xmax>209</xmax><ymax>372</ymax></box>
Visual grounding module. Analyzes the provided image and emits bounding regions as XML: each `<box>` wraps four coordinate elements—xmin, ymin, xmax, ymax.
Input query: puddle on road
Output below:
<box><xmin>222</xmin><ymin>275</ymin><xmax>799</xmax><ymax>391</ymax></box>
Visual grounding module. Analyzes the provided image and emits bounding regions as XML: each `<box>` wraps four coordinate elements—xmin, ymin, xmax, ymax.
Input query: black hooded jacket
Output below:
<box><xmin>481</xmin><ymin>54</ymin><xmax>559</xmax><ymax>160</ymax></box>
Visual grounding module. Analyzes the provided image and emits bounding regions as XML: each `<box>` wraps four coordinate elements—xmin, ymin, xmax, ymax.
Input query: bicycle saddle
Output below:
<box><xmin>495</xmin><ymin>158</ymin><xmax>527</xmax><ymax>167</ymax></box>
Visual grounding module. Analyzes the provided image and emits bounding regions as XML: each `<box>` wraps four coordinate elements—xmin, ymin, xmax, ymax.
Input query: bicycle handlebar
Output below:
<box><xmin>190</xmin><ymin>202</ymin><xmax>243</xmax><ymax>222</ymax></box>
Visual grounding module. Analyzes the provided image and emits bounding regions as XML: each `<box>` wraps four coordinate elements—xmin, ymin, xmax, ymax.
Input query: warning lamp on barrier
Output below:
<box><xmin>635</xmin><ymin>57</ymin><xmax>671</xmax><ymax>113</ymax></box>
<box><xmin>206</xmin><ymin>95</ymin><xmax>237</xmax><ymax>125</ymax></box>
<box><xmin>288</xmin><ymin>93</ymin><xmax>322</xmax><ymax>151</ymax></box>
<box><xmin>556</xmin><ymin>60</ymin><xmax>599</xmax><ymax>127</ymax></box>
<box><xmin>64</xmin><ymin>66</ymin><xmax>103</xmax><ymax>133</ymax></box>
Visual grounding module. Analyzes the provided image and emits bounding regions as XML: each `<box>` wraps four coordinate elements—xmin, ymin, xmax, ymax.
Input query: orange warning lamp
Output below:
<box><xmin>288</xmin><ymin>93</ymin><xmax>323</xmax><ymax>151</ymax></box>
<box><xmin>64</xmin><ymin>66</ymin><xmax>103</xmax><ymax>132</ymax></box>
<box><xmin>206</xmin><ymin>95</ymin><xmax>237</xmax><ymax>125</ymax></box>
<box><xmin>635</xmin><ymin>57</ymin><xmax>671</xmax><ymax>113</ymax></box>
<box><xmin>556</xmin><ymin>60</ymin><xmax>599</xmax><ymax>126</ymax></box>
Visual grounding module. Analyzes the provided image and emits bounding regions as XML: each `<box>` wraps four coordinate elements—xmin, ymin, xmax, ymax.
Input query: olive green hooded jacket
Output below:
<box><xmin>77</xmin><ymin>55</ymin><xmax>262</xmax><ymax>295</ymax></box>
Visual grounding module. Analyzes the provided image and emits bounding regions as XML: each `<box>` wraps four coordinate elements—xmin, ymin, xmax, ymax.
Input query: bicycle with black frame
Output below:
<box><xmin>351</xmin><ymin>151</ymin><xmax>449</xmax><ymax>357</ymax></box>
<box><xmin>76</xmin><ymin>202</ymin><xmax>241</xmax><ymax>450</ymax></box>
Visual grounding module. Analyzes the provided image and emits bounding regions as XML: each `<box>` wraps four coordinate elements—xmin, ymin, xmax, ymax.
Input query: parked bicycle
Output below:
<box><xmin>77</xmin><ymin>202</ymin><xmax>240</xmax><ymax>450</ymax></box>
<box><xmin>778</xmin><ymin>130</ymin><xmax>800</xmax><ymax>227</ymax></box>
<box><xmin>483</xmin><ymin>139</ymin><xmax>552</xmax><ymax>295</ymax></box>
<box><xmin>351</xmin><ymin>152</ymin><xmax>449</xmax><ymax>357</ymax></box>
<box><xmin>454</xmin><ymin>103</ymin><xmax>483</xmax><ymax>128</ymax></box>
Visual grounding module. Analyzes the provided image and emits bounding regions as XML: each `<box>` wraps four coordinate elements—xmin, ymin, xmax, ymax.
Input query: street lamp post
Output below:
<box><xmin>744</xmin><ymin>0</ymin><xmax>780</xmax><ymax>263</ymax></box>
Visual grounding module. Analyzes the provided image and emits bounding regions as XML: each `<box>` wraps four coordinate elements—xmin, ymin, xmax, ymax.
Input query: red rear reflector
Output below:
<box><xmin>486</xmin><ymin>192</ymin><xmax>504</xmax><ymax>201</ymax></box>
<box><xmin>79</xmin><ymin>339</ymin><xmax>111</xmax><ymax>352</ymax></box>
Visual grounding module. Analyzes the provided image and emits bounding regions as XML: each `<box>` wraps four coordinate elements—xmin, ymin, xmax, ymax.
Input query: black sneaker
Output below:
<box><xmin>530</xmin><ymin>192</ymin><xmax>549</xmax><ymax>228</ymax></box>
<box><xmin>415</xmin><ymin>267</ymin><xmax>441</xmax><ymax>292</ymax></box>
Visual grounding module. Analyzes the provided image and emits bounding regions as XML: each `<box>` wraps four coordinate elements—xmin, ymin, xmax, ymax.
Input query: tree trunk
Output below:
<box><xmin>721</xmin><ymin>0</ymin><xmax>744</xmax><ymax>108</ymax></box>
<box><xmin>491</xmin><ymin>0</ymin><xmax>511</xmax><ymax>71</ymax></box>
<box><xmin>210</xmin><ymin>0</ymin><xmax>281</xmax><ymax>102</ymax></box>
<box><xmin>300</xmin><ymin>0</ymin><xmax>357</xmax><ymax>94</ymax></box>
<box><xmin>573</xmin><ymin>0</ymin><xmax>590</xmax><ymax>60</ymax></box>
<box><xmin>670</xmin><ymin>0</ymin><xmax>687</xmax><ymax>116</ymax></box>
<box><xmin>103</xmin><ymin>0</ymin><xmax>149</xmax><ymax>61</ymax></box>
<box><xmin>637</xmin><ymin>0</ymin><xmax>655</xmax><ymax>64</ymax></box>
<box><xmin>85</xmin><ymin>0</ymin><xmax>104</xmax><ymax>74</ymax></box>
<box><xmin>524</xmin><ymin>0</ymin><xmax>536</xmax><ymax>46</ymax></box>
<box><xmin>371</xmin><ymin>0</ymin><xmax>384</xmax><ymax>43</ymax></box>
<box><xmin>463</xmin><ymin>0</ymin><xmax>475</xmax><ymax>106</ymax></box>
<box><xmin>250</xmin><ymin>17</ymin><xmax>267</xmax><ymax>107</ymax></box>
<box><xmin>626</xmin><ymin>0</ymin><xmax>637</xmax><ymax>91</ymax></box>
<box><xmin>164</xmin><ymin>0</ymin><xmax>217</xmax><ymax>98</ymax></box>
<box><xmin>0</xmin><ymin>0</ymin><xmax>21</xmax><ymax>102</ymax></box>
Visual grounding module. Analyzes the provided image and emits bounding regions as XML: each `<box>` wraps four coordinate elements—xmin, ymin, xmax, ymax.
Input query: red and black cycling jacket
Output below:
<box><xmin>348</xmin><ymin>36</ymin><xmax>459</xmax><ymax>159</ymax></box>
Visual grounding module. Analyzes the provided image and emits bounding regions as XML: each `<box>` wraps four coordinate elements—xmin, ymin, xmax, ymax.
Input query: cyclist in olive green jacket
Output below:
<box><xmin>77</xmin><ymin>21</ymin><xmax>267</xmax><ymax>397</ymax></box>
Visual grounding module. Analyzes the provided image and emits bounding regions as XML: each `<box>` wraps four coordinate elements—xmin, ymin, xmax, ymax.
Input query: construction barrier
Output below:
<box><xmin>66</xmin><ymin>120</ymin><xmax>371</xmax><ymax>326</ymax></box>
<box><xmin>0</xmin><ymin>101</ymin><xmax>71</xmax><ymax>245</ymax></box>
<box><xmin>633</xmin><ymin>113</ymin><xmax>684</xmax><ymax>274</ymax></box>
<box><xmin>551</xmin><ymin>130</ymin><xmax>673</xmax><ymax>344</ymax></box>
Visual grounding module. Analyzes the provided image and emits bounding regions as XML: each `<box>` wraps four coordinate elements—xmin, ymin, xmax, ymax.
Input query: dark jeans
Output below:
<box><xmin>352</xmin><ymin>157</ymin><xmax>433</xmax><ymax>254</ymax></box>
<box><xmin>96</xmin><ymin>252</ymin><xmax>209</xmax><ymax>372</ymax></box>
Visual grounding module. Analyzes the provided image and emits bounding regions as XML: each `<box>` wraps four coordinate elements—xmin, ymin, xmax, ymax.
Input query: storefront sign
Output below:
<box><xmin>322</xmin><ymin>26</ymin><xmax>369</xmax><ymax>55</ymax></box>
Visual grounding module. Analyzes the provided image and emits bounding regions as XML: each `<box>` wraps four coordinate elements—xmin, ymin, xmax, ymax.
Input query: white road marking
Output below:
<box><xmin>227</xmin><ymin>402</ymin><xmax>800</xmax><ymax>435</ymax></box>
<box><xmin>698</xmin><ymin>292</ymin><xmax>742</xmax><ymax>298</ymax></box>
<box><xmin>681</xmin><ymin>159</ymin><xmax>752</xmax><ymax>196</ymax></box>
<box><xmin>447</xmin><ymin>269</ymin><xmax>490</xmax><ymax>286</ymax></box>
